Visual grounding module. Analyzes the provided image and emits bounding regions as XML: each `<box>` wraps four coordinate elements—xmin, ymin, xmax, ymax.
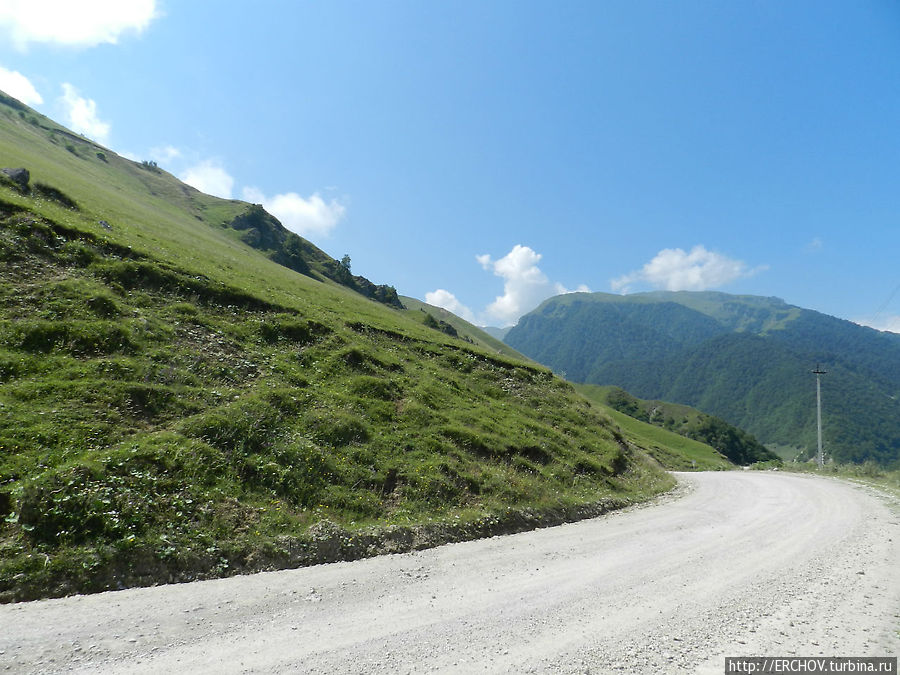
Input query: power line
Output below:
<box><xmin>869</xmin><ymin>281</ymin><xmax>900</xmax><ymax>328</ymax></box>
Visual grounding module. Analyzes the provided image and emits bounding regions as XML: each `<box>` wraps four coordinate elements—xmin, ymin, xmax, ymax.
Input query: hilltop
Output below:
<box><xmin>0</xmin><ymin>93</ymin><xmax>682</xmax><ymax>601</ymax></box>
<box><xmin>505</xmin><ymin>291</ymin><xmax>900</xmax><ymax>466</ymax></box>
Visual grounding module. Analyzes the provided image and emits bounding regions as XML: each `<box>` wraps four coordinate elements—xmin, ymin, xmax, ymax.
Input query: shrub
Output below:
<box><xmin>16</xmin><ymin>435</ymin><xmax>217</xmax><ymax>546</ymax></box>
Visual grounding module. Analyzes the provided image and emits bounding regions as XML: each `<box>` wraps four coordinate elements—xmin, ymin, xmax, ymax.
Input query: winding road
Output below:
<box><xmin>2</xmin><ymin>471</ymin><xmax>899</xmax><ymax>674</ymax></box>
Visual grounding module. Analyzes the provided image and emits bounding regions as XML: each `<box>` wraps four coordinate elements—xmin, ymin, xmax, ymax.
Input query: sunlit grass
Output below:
<box><xmin>0</xmin><ymin>98</ymin><xmax>679</xmax><ymax>601</ymax></box>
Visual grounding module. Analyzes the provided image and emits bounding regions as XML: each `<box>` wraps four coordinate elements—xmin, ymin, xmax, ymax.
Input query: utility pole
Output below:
<box><xmin>812</xmin><ymin>364</ymin><xmax>827</xmax><ymax>468</ymax></box>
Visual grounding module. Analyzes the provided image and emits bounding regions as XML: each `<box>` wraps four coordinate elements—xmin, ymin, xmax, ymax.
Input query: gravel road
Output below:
<box><xmin>2</xmin><ymin>471</ymin><xmax>898</xmax><ymax>674</ymax></box>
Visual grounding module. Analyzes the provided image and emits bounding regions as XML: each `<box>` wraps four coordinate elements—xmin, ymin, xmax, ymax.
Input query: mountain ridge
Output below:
<box><xmin>505</xmin><ymin>290</ymin><xmax>900</xmax><ymax>466</ymax></box>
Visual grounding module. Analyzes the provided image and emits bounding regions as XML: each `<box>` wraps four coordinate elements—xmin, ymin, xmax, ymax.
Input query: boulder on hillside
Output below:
<box><xmin>1</xmin><ymin>167</ymin><xmax>30</xmax><ymax>190</ymax></box>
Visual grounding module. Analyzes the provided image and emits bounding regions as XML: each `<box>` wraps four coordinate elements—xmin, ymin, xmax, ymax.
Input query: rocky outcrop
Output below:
<box><xmin>1</xmin><ymin>167</ymin><xmax>30</xmax><ymax>191</ymax></box>
<box><xmin>228</xmin><ymin>204</ymin><xmax>402</xmax><ymax>309</ymax></box>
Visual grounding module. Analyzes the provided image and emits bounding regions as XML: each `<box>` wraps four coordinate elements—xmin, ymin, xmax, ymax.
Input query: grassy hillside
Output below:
<box><xmin>505</xmin><ymin>291</ymin><xmax>900</xmax><ymax>467</ymax></box>
<box><xmin>576</xmin><ymin>385</ymin><xmax>734</xmax><ymax>470</ymax></box>
<box><xmin>577</xmin><ymin>385</ymin><xmax>775</xmax><ymax>466</ymax></box>
<box><xmin>400</xmin><ymin>296</ymin><xmax>531</xmax><ymax>360</ymax></box>
<box><xmin>0</xmin><ymin>93</ymin><xmax>677</xmax><ymax>601</ymax></box>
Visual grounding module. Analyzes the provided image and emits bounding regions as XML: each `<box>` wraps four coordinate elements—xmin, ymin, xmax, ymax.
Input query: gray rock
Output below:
<box><xmin>1</xmin><ymin>167</ymin><xmax>30</xmax><ymax>189</ymax></box>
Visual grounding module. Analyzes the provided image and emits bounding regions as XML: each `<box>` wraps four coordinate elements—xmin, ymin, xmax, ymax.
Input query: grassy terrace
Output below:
<box><xmin>0</xmin><ymin>96</ymin><xmax>683</xmax><ymax>601</ymax></box>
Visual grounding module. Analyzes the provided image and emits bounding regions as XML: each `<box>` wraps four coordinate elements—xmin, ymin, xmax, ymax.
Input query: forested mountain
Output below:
<box><xmin>505</xmin><ymin>291</ymin><xmax>900</xmax><ymax>466</ymax></box>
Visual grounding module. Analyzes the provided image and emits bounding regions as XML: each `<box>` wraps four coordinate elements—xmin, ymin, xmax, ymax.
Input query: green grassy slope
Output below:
<box><xmin>575</xmin><ymin>385</ymin><xmax>733</xmax><ymax>470</ymax></box>
<box><xmin>578</xmin><ymin>385</ymin><xmax>775</xmax><ymax>466</ymax></box>
<box><xmin>400</xmin><ymin>296</ymin><xmax>531</xmax><ymax>360</ymax></box>
<box><xmin>0</xmin><ymin>94</ymin><xmax>679</xmax><ymax>601</ymax></box>
<box><xmin>0</xmin><ymin>93</ymin><xmax>397</xmax><ymax>314</ymax></box>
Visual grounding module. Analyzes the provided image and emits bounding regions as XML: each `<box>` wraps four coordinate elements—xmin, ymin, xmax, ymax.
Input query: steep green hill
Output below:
<box><xmin>400</xmin><ymin>296</ymin><xmax>531</xmax><ymax>360</ymax></box>
<box><xmin>577</xmin><ymin>385</ymin><xmax>777</xmax><ymax>466</ymax></box>
<box><xmin>505</xmin><ymin>291</ymin><xmax>900</xmax><ymax>467</ymax></box>
<box><xmin>0</xmin><ymin>93</ymin><xmax>677</xmax><ymax>601</ymax></box>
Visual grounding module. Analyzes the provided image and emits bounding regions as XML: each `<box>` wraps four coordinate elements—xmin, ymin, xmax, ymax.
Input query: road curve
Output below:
<box><xmin>2</xmin><ymin>472</ymin><xmax>898</xmax><ymax>674</ymax></box>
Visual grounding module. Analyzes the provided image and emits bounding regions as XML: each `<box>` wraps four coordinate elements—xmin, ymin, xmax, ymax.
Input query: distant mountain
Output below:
<box><xmin>505</xmin><ymin>291</ymin><xmax>900</xmax><ymax>466</ymax></box>
<box><xmin>482</xmin><ymin>326</ymin><xmax>512</xmax><ymax>341</ymax></box>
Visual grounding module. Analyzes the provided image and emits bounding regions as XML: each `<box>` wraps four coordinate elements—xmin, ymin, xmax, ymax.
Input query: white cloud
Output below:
<box><xmin>0</xmin><ymin>0</ymin><xmax>157</xmax><ymax>49</ymax></box>
<box><xmin>611</xmin><ymin>245</ymin><xmax>764</xmax><ymax>293</ymax></box>
<box><xmin>241</xmin><ymin>187</ymin><xmax>345</xmax><ymax>238</ymax></box>
<box><xmin>426</xmin><ymin>245</ymin><xmax>588</xmax><ymax>327</ymax></box>
<box><xmin>480</xmin><ymin>245</ymin><xmax>589</xmax><ymax>326</ymax></box>
<box><xmin>0</xmin><ymin>65</ymin><xmax>42</xmax><ymax>104</ymax></box>
<box><xmin>180</xmin><ymin>160</ymin><xmax>235</xmax><ymax>199</ymax></box>
<box><xmin>480</xmin><ymin>246</ymin><xmax>556</xmax><ymax>326</ymax></box>
<box><xmin>805</xmin><ymin>237</ymin><xmax>824</xmax><ymax>253</ymax></box>
<box><xmin>58</xmin><ymin>83</ymin><xmax>110</xmax><ymax>144</ymax></box>
<box><xmin>425</xmin><ymin>289</ymin><xmax>477</xmax><ymax>324</ymax></box>
<box><xmin>149</xmin><ymin>145</ymin><xmax>181</xmax><ymax>165</ymax></box>
<box><xmin>857</xmin><ymin>315</ymin><xmax>900</xmax><ymax>334</ymax></box>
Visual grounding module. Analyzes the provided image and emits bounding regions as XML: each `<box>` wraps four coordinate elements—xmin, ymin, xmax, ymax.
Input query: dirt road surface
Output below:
<box><xmin>2</xmin><ymin>471</ymin><xmax>898</xmax><ymax>674</ymax></box>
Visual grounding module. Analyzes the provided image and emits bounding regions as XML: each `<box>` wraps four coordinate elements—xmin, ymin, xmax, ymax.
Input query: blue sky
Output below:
<box><xmin>1</xmin><ymin>1</ymin><xmax>899</xmax><ymax>329</ymax></box>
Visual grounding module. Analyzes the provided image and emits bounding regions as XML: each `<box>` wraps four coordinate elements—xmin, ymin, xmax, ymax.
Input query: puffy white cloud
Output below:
<box><xmin>180</xmin><ymin>160</ymin><xmax>235</xmax><ymax>199</ymax></box>
<box><xmin>478</xmin><ymin>245</ymin><xmax>589</xmax><ymax>326</ymax></box>
<box><xmin>611</xmin><ymin>245</ymin><xmax>764</xmax><ymax>293</ymax></box>
<box><xmin>424</xmin><ymin>289</ymin><xmax>477</xmax><ymax>324</ymax></box>
<box><xmin>149</xmin><ymin>145</ymin><xmax>181</xmax><ymax>165</ymax></box>
<box><xmin>0</xmin><ymin>65</ymin><xmax>42</xmax><ymax>104</ymax></box>
<box><xmin>426</xmin><ymin>245</ymin><xmax>588</xmax><ymax>327</ymax></box>
<box><xmin>0</xmin><ymin>0</ymin><xmax>157</xmax><ymax>49</ymax></box>
<box><xmin>59</xmin><ymin>83</ymin><xmax>110</xmax><ymax>144</ymax></box>
<box><xmin>241</xmin><ymin>187</ymin><xmax>345</xmax><ymax>238</ymax></box>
